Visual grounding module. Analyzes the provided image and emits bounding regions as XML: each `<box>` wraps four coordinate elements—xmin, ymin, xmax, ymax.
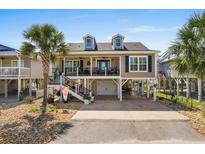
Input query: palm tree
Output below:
<box><xmin>20</xmin><ymin>24</ymin><xmax>67</xmax><ymax>113</ymax></box>
<box><xmin>168</xmin><ymin>11</ymin><xmax>205</xmax><ymax>80</ymax></box>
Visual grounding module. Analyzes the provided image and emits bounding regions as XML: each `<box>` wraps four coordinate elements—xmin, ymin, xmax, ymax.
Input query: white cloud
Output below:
<box><xmin>127</xmin><ymin>25</ymin><xmax>180</xmax><ymax>33</ymax></box>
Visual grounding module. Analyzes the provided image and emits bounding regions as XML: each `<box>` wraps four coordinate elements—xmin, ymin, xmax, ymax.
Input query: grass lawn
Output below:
<box><xmin>0</xmin><ymin>98</ymin><xmax>82</xmax><ymax>144</ymax></box>
<box><xmin>157</xmin><ymin>92</ymin><xmax>205</xmax><ymax>109</ymax></box>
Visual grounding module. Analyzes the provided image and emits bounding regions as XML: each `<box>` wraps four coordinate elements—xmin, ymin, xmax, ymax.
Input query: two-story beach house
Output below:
<box><xmin>0</xmin><ymin>44</ymin><xmax>43</xmax><ymax>101</ymax></box>
<box><xmin>50</xmin><ymin>34</ymin><xmax>159</xmax><ymax>103</ymax></box>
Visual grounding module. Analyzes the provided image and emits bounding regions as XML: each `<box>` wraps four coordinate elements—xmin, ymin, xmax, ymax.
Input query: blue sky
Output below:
<box><xmin>0</xmin><ymin>9</ymin><xmax>203</xmax><ymax>53</ymax></box>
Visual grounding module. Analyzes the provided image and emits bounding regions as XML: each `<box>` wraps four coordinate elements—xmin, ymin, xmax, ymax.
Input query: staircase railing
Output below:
<box><xmin>62</xmin><ymin>75</ymin><xmax>92</xmax><ymax>97</ymax></box>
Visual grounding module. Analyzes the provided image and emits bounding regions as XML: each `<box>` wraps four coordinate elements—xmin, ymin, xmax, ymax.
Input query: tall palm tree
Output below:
<box><xmin>168</xmin><ymin>11</ymin><xmax>205</xmax><ymax>80</ymax></box>
<box><xmin>20</xmin><ymin>24</ymin><xmax>67</xmax><ymax>113</ymax></box>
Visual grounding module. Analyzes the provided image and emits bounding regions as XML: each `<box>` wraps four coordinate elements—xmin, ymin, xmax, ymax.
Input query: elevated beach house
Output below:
<box><xmin>50</xmin><ymin>34</ymin><xmax>159</xmax><ymax>103</ymax></box>
<box><xmin>0</xmin><ymin>44</ymin><xmax>43</xmax><ymax>101</ymax></box>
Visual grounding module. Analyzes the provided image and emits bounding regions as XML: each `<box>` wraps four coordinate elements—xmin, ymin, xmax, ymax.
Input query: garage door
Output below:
<box><xmin>97</xmin><ymin>80</ymin><xmax>117</xmax><ymax>95</ymax></box>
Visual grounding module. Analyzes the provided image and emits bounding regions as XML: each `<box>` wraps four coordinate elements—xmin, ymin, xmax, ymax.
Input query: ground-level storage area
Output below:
<box><xmin>66</xmin><ymin>77</ymin><xmax>157</xmax><ymax>102</ymax></box>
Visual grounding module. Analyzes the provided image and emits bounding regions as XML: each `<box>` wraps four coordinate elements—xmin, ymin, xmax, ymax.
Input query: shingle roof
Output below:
<box><xmin>68</xmin><ymin>42</ymin><xmax>151</xmax><ymax>51</ymax></box>
<box><xmin>0</xmin><ymin>44</ymin><xmax>19</xmax><ymax>55</ymax></box>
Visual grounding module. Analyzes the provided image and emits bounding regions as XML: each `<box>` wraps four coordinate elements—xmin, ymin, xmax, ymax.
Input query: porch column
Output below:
<box><xmin>84</xmin><ymin>78</ymin><xmax>87</xmax><ymax>94</ymax></box>
<box><xmin>18</xmin><ymin>56</ymin><xmax>21</xmax><ymax>76</ymax></box>
<box><xmin>89</xmin><ymin>80</ymin><xmax>92</xmax><ymax>96</ymax></box>
<box><xmin>90</xmin><ymin>57</ymin><xmax>93</xmax><ymax>76</ymax></box>
<box><xmin>60</xmin><ymin>75</ymin><xmax>62</xmax><ymax>102</ymax></box>
<box><xmin>63</xmin><ymin>57</ymin><xmax>66</xmax><ymax>76</ymax></box>
<box><xmin>153</xmin><ymin>79</ymin><xmax>157</xmax><ymax>101</ymax></box>
<box><xmin>18</xmin><ymin>78</ymin><xmax>21</xmax><ymax>101</ymax></box>
<box><xmin>186</xmin><ymin>78</ymin><xmax>190</xmax><ymax>98</ymax></box>
<box><xmin>198</xmin><ymin>79</ymin><xmax>202</xmax><ymax>102</ymax></box>
<box><xmin>141</xmin><ymin>80</ymin><xmax>144</xmax><ymax>96</ymax></box>
<box><xmin>176</xmin><ymin>78</ymin><xmax>179</xmax><ymax>96</ymax></box>
<box><xmin>117</xmin><ymin>82</ymin><xmax>120</xmax><ymax>99</ymax></box>
<box><xmin>4</xmin><ymin>79</ymin><xmax>8</xmax><ymax>98</ymax></box>
<box><xmin>119</xmin><ymin>56</ymin><xmax>121</xmax><ymax>76</ymax></box>
<box><xmin>147</xmin><ymin>79</ymin><xmax>150</xmax><ymax>98</ymax></box>
<box><xmin>119</xmin><ymin>79</ymin><xmax>122</xmax><ymax>101</ymax></box>
<box><xmin>29</xmin><ymin>78</ymin><xmax>32</xmax><ymax>96</ymax></box>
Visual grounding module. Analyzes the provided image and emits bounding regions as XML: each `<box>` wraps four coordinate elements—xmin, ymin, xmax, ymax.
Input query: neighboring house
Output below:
<box><xmin>158</xmin><ymin>51</ymin><xmax>203</xmax><ymax>101</ymax></box>
<box><xmin>0</xmin><ymin>44</ymin><xmax>43</xmax><ymax>100</ymax></box>
<box><xmin>50</xmin><ymin>34</ymin><xmax>159</xmax><ymax>102</ymax></box>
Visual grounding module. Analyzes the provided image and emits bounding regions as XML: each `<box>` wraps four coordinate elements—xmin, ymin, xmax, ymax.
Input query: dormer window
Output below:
<box><xmin>83</xmin><ymin>34</ymin><xmax>96</xmax><ymax>50</ymax></box>
<box><xmin>112</xmin><ymin>34</ymin><xmax>125</xmax><ymax>50</ymax></box>
<box><xmin>86</xmin><ymin>38</ymin><xmax>92</xmax><ymax>48</ymax></box>
<box><xmin>115</xmin><ymin>38</ymin><xmax>121</xmax><ymax>48</ymax></box>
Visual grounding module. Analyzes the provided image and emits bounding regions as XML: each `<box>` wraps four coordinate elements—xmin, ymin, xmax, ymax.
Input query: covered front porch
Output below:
<box><xmin>52</xmin><ymin>55</ymin><xmax>121</xmax><ymax>78</ymax></box>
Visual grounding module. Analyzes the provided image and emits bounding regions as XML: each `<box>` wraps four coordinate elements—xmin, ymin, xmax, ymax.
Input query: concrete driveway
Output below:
<box><xmin>52</xmin><ymin>97</ymin><xmax>205</xmax><ymax>143</ymax></box>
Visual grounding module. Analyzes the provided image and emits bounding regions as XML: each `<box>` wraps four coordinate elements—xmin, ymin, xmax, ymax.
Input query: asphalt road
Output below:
<box><xmin>51</xmin><ymin>119</ymin><xmax>205</xmax><ymax>144</ymax></box>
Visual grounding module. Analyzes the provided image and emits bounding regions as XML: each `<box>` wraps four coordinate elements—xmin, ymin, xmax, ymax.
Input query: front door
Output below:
<box><xmin>97</xmin><ymin>60</ymin><xmax>110</xmax><ymax>71</ymax></box>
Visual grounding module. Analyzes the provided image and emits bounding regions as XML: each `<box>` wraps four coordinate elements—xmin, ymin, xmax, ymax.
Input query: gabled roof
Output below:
<box><xmin>112</xmin><ymin>34</ymin><xmax>125</xmax><ymax>40</ymax></box>
<box><xmin>82</xmin><ymin>34</ymin><xmax>96</xmax><ymax>40</ymax></box>
<box><xmin>68</xmin><ymin>42</ymin><xmax>151</xmax><ymax>51</ymax></box>
<box><xmin>0</xmin><ymin>44</ymin><xmax>19</xmax><ymax>55</ymax></box>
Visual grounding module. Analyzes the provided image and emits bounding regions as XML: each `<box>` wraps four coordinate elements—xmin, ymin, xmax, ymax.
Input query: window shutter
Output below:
<box><xmin>148</xmin><ymin>56</ymin><xmax>152</xmax><ymax>72</ymax></box>
<box><xmin>125</xmin><ymin>56</ymin><xmax>129</xmax><ymax>72</ymax></box>
<box><xmin>80</xmin><ymin>60</ymin><xmax>83</xmax><ymax>68</ymax></box>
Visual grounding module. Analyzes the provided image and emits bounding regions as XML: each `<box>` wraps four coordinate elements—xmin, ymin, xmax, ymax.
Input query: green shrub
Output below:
<box><xmin>48</xmin><ymin>105</ymin><xmax>58</xmax><ymax>113</ymax></box>
<box><xmin>29</xmin><ymin>105</ymin><xmax>58</xmax><ymax>113</ymax></box>
<box><xmin>25</xmin><ymin>96</ymin><xmax>35</xmax><ymax>104</ymax></box>
<box><xmin>83</xmin><ymin>94</ymin><xmax>91</xmax><ymax>100</ymax></box>
<box><xmin>198</xmin><ymin>104</ymin><xmax>205</xmax><ymax>117</ymax></box>
<box><xmin>29</xmin><ymin>107</ymin><xmax>42</xmax><ymax>113</ymax></box>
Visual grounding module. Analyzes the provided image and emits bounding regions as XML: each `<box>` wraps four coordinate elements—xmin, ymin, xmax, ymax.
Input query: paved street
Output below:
<box><xmin>51</xmin><ymin>98</ymin><xmax>205</xmax><ymax>144</ymax></box>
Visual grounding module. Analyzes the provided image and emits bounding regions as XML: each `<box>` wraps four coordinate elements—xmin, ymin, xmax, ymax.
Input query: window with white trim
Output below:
<box><xmin>11</xmin><ymin>60</ymin><xmax>24</xmax><ymax>67</ymax></box>
<box><xmin>86</xmin><ymin>38</ymin><xmax>92</xmax><ymax>48</ymax></box>
<box><xmin>65</xmin><ymin>60</ymin><xmax>79</xmax><ymax>72</ymax></box>
<box><xmin>11</xmin><ymin>60</ymin><xmax>18</xmax><ymax>67</ymax></box>
<box><xmin>129</xmin><ymin>56</ymin><xmax>148</xmax><ymax>72</ymax></box>
<box><xmin>115</xmin><ymin>38</ymin><xmax>121</xmax><ymax>48</ymax></box>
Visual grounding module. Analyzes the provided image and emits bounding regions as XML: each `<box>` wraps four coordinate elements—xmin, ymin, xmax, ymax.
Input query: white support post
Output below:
<box><xmin>18</xmin><ymin>56</ymin><xmax>21</xmax><ymax>76</ymax></box>
<box><xmin>176</xmin><ymin>78</ymin><xmax>179</xmax><ymax>96</ymax></box>
<box><xmin>153</xmin><ymin>79</ymin><xmax>157</xmax><ymax>101</ymax></box>
<box><xmin>186</xmin><ymin>78</ymin><xmax>190</xmax><ymax>98</ymax></box>
<box><xmin>89</xmin><ymin>80</ymin><xmax>92</xmax><ymax>95</ymax></box>
<box><xmin>119</xmin><ymin>56</ymin><xmax>121</xmax><ymax>77</ymax></box>
<box><xmin>77</xmin><ymin>67</ymin><xmax>79</xmax><ymax>76</ymax></box>
<box><xmin>198</xmin><ymin>79</ymin><xmax>202</xmax><ymax>102</ymax></box>
<box><xmin>90</xmin><ymin>57</ymin><xmax>93</xmax><ymax>76</ymax></box>
<box><xmin>18</xmin><ymin>78</ymin><xmax>21</xmax><ymax>101</ymax></box>
<box><xmin>84</xmin><ymin>78</ymin><xmax>87</xmax><ymax>94</ymax></box>
<box><xmin>60</xmin><ymin>75</ymin><xmax>62</xmax><ymax>102</ymax></box>
<box><xmin>155</xmin><ymin>53</ymin><xmax>158</xmax><ymax>78</ymax></box>
<box><xmin>119</xmin><ymin>79</ymin><xmax>122</xmax><ymax>101</ymax></box>
<box><xmin>117</xmin><ymin>81</ymin><xmax>120</xmax><ymax>99</ymax></box>
<box><xmin>75</xmin><ymin>84</ymin><xmax>78</xmax><ymax>93</ymax></box>
<box><xmin>29</xmin><ymin>78</ymin><xmax>32</xmax><ymax>96</ymax></box>
<box><xmin>147</xmin><ymin>79</ymin><xmax>150</xmax><ymax>98</ymax></box>
<box><xmin>4</xmin><ymin>79</ymin><xmax>8</xmax><ymax>98</ymax></box>
<box><xmin>63</xmin><ymin>57</ymin><xmax>66</xmax><ymax>75</ymax></box>
<box><xmin>141</xmin><ymin>80</ymin><xmax>144</xmax><ymax>96</ymax></box>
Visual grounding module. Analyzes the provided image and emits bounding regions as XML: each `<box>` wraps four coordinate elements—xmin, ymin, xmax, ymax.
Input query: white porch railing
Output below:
<box><xmin>0</xmin><ymin>67</ymin><xmax>31</xmax><ymax>76</ymax></box>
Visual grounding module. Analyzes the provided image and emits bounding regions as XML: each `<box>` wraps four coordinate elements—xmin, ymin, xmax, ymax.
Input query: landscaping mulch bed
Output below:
<box><xmin>0</xmin><ymin>98</ymin><xmax>82</xmax><ymax>144</ymax></box>
<box><xmin>158</xmin><ymin>99</ymin><xmax>205</xmax><ymax>134</ymax></box>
